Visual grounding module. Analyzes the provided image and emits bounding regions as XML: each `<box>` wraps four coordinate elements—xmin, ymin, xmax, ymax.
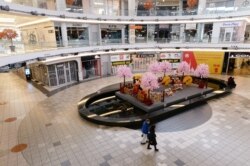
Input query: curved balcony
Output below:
<box><xmin>1</xmin><ymin>1</ymin><xmax>250</xmax><ymax>21</ymax></box>
<box><xmin>1</xmin><ymin>40</ymin><xmax>250</xmax><ymax>67</ymax></box>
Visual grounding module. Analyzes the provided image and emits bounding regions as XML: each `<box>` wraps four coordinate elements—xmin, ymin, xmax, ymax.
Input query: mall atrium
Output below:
<box><xmin>0</xmin><ymin>0</ymin><xmax>250</xmax><ymax>166</ymax></box>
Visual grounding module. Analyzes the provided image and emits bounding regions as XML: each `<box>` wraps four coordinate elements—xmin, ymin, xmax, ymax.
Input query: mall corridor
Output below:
<box><xmin>0</xmin><ymin>73</ymin><xmax>250</xmax><ymax>166</ymax></box>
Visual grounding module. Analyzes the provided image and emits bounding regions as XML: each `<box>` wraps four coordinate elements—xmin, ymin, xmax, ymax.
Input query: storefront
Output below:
<box><xmin>29</xmin><ymin>61</ymin><xmax>78</xmax><ymax>87</ymax></box>
<box><xmin>110</xmin><ymin>54</ymin><xmax>131</xmax><ymax>75</ymax></box>
<box><xmin>227</xmin><ymin>52</ymin><xmax>250</xmax><ymax>75</ymax></box>
<box><xmin>65</xmin><ymin>0</ymin><xmax>83</xmax><ymax>13</ymax></box>
<box><xmin>81</xmin><ymin>56</ymin><xmax>101</xmax><ymax>79</ymax></box>
<box><xmin>101</xmin><ymin>24</ymin><xmax>123</xmax><ymax>44</ymax></box>
<box><xmin>131</xmin><ymin>53</ymin><xmax>158</xmax><ymax>72</ymax></box>
<box><xmin>217</xmin><ymin>21</ymin><xmax>246</xmax><ymax>43</ymax></box>
<box><xmin>184</xmin><ymin>23</ymin><xmax>197</xmax><ymax>42</ymax></box>
<box><xmin>54</xmin><ymin>23</ymin><xmax>89</xmax><ymax>47</ymax></box>
<box><xmin>159</xmin><ymin>52</ymin><xmax>181</xmax><ymax>69</ymax></box>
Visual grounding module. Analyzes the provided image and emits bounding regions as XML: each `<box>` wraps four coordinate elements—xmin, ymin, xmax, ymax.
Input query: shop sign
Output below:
<box><xmin>222</xmin><ymin>22</ymin><xmax>241</xmax><ymax>27</ymax></box>
<box><xmin>56</xmin><ymin>64</ymin><xmax>64</xmax><ymax>68</ymax></box>
<box><xmin>130</xmin><ymin>25</ymin><xmax>143</xmax><ymax>30</ymax></box>
<box><xmin>112</xmin><ymin>61</ymin><xmax>130</xmax><ymax>66</ymax></box>
<box><xmin>160</xmin><ymin>52</ymin><xmax>181</xmax><ymax>59</ymax></box>
<box><xmin>230</xmin><ymin>53</ymin><xmax>250</xmax><ymax>58</ymax></box>
<box><xmin>156</xmin><ymin>0</ymin><xmax>179</xmax><ymax>6</ymax></box>
<box><xmin>111</xmin><ymin>54</ymin><xmax>130</xmax><ymax>62</ymax></box>
<box><xmin>185</xmin><ymin>23</ymin><xmax>196</xmax><ymax>30</ymax></box>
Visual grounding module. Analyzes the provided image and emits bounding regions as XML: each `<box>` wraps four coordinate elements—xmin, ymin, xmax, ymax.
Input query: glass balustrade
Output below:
<box><xmin>3</xmin><ymin>1</ymin><xmax>250</xmax><ymax>17</ymax></box>
<box><xmin>0</xmin><ymin>35</ymin><xmax>248</xmax><ymax>57</ymax></box>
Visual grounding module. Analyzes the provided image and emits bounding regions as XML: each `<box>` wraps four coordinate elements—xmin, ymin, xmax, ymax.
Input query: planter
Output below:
<box><xmin>9</xmin><ymin>46</ymin><xmax>15</xmax><ymax>52</ymax></box>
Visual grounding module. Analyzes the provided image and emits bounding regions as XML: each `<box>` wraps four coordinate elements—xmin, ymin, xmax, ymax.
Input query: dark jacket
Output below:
<box><xmin>148</xmin><ymin>132</ymin><xmax>157</xmax><ymax>145</ymax></box>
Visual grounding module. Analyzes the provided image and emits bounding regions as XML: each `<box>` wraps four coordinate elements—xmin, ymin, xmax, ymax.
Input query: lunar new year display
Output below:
<box><xmin>78</xmin><ymin>62</ymin><xmax>231</xmax><ymax>128</ymax></box>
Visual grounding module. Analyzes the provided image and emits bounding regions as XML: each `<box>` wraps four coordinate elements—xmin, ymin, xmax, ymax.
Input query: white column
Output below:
<box><xmin>198</xmin><ymin>0</ymin><xmax>206</xmax><ymax>15</ymax></box>
<box><xmin>32</xmin><ymin>0</ymin><xmax>38</xmax><ymax>8</ymax></box>
<box><xmin>179</xmin><ymin>0</ymin><xmax>183</xmax><ymax>16</ymax></box>
<box><xmin>61</xmin><ymin>23</ymin><xmax>68</xmax><ymax>47</ymax></box>
<box><xmin>56</xmin><ymin>0</ymin><xmax>66</xmax><ymax>11</ymax></box>
<box><xmin>76</xmin><ymin>58</ymin><xmax>83</xmax><ymax>81</ymax></box>
<box><xmin>82</xmin><ymin>0</ymin><xmax>90</xmax><ymax>14</ymax></box>
<box><xmin>196</xmin><ymin>23</ymin><xmax>203</xmax><ymax>42</ymax></box>
<box><xmin>128</xmin><ymin>0</ymin><xmax>136</xmax><ymax>16</ymax></box>
<box><xmin>180</xmin><ymin>24</ymin><xmax>185</xmax><ymax>43</ymax></box>
<box><xmin>122</xmin><ymin>26</ymin><xmax>125</xmax><ymax>44</ymax></box>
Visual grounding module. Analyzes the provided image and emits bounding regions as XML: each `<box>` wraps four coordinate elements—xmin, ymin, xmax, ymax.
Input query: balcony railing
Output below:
<box><xmin>3</xmin><ymin>1</ymin><xmax>250</xmax><ymax>17</ymax></box>
<box><xmin>0</xmin><ymin>36</ymin><xmax>248</xmax><ymax>57</ymax></box>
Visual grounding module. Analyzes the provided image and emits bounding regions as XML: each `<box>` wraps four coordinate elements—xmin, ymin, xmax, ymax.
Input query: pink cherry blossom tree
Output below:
<box><xmin>159</xmin><ymin>61</ymin><xmax>172</xmax><ymax>76</ymax></box>
<box><xmin>194</xmin><ymin>64</ymin><xmax>209</xmax><ymax>78</ymax></box>
<box><xmin>177</xmin><ymin>61</ymin><xmax>190</xmax><ymax>76</ymax></box>
<box><xmin>116</xmin><ymin>65</ymin><xmax>133</xmax><ymax>86</ymax></box>
<box><xmin>141</xmin><ymin>72</ymin><xmax>159</xmax><ymax>98</ymax></box>
<box><xmin>148</xmin><ymin>61</ymin><xmax>161</xmax><ymax>74</ymax></box>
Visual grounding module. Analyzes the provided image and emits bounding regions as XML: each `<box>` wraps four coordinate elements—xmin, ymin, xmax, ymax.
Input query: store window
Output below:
<box><xmin>81</xmin><ymin>56</ymin><xmax>101</xmax><ymax>79</ymax></box>
<box><xmin>55</xmin><ymin>26</ymin><xmax>62</xmax><ymax>46</ymax></box>
<box><xmin>137</xmin><ymin>0</ymin><xmax>155</xmax><ymax>16</ymax></box>
<box><xmin>185</xmin><ymin>23</ymin><xmax>197</xmax><ymax>42</ymax></box>
<box><xmin>67</xmin><ymin>27</ymin><xmax>89</xmax><ymax>46</ymax></box>
<box><xmin>135</xmin><ymin>25</ymin><xmax>147</xmax><ymax>43</ymax></box>
<box><xmin>206</xmin><ymin>0</ymin><xmax>234</xmax><ymax>13</ymax></box>
<box><xmin>7</xmin><ymin>0</ymin><xmax>56</xmax><ymax>10</ymax></box>
<box><xmin>47</xmin><ymin>61</ymin><xmax>78</xmax><ymax>86</ymax></box>
<box><xmin>101</xmin><ymin>25</ymin><xmax>122</xmax><ymax>44</ymax></box>
<box><xmin>131</xmin><ymin>53</ymin><xmax>158</xmax><ymax>72</ymax></box>
<box><xmin>203</xmin><ymin>23</ymin><xmax>213</xmax><ymax>43</ymax></box>
<box><xmin>227</xmin><ymin>53</ymin><xmax>250</xmax><ymax>75</ymax></box>
<box><xmin>154</xmin><ymin>24</ymin><xmax>170</xmax><ymax>43</ymax></box>
<box><xmin>155</xmin><ymin>0</ymin><xmax>179</xmax><ymax>16</ymax></box>
<box><xmin>219</xmin><ymin>26</ymin><xmax>240</xmax><ymax>43</ymax></box>
<box><xmin>65</xmin><ymin>0</ymin><xmax>83</xmax><ymax>13</ymax></box>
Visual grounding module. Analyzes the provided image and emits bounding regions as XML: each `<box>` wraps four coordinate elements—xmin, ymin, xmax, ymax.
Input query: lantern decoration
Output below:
<box><xmin>144</xmin><ymin>0</ymin><xmax>153</xmax><ymax>10</ymax></box>
<box><xmin>187</xmin><ymin>0</ymin><xmax>198</xmax><ymax>9</ymax></box>
<box><xmin>66</xmin><ymin>0</ymin><xmax>74</xmax><ymax>5</ymax></box>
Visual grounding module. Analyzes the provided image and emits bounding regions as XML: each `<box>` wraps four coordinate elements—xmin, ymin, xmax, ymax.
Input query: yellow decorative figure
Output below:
<box><xmin>183</xmin><ymin>76</ymin><xmax>193</xmax><ymax>85</ymax></box>
<box><xmin>161</xmin><ymin>76</ymin><xmax>171</xmax><ymax>86</ymax></box>
<box><xmin>133</xmin><ymin>74</ymin><xmax>142</xmax><ymax>80</ymax></box>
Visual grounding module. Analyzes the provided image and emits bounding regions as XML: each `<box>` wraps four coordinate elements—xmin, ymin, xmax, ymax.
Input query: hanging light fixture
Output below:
<box><xmin>187</xmin><ymin>0</ymin><xmax>198</xmax><ymax>9</ymax></box>
<box><xmin>144</xmin><ymin>0</ymin><xmax>153</xmax><ymax>10</ymax></box>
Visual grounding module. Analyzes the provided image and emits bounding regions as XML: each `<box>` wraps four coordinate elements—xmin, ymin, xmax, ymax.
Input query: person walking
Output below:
<box><xmin>147</xmin><ymin>125</ymin><xmax>159</xmax><ymax>151</ymax></box>
<box><xmin>141</xmin><ymin>119</ymin><xmax>150</xmax><ymax>144</ymax></box>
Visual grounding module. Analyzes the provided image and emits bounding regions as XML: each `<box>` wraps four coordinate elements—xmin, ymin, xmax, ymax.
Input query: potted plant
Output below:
<box><xmin>1</xmin><ymin>29</ymin><xmax>18</xmax><ymax>52</ymax></box>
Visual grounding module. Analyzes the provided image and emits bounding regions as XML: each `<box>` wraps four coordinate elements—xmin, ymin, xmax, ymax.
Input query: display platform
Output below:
<box><xmin>78</xmin><ymin>77</ymin><xmax>231</xmax><ymax>128</ymax></box>
<box><xmin>115</xmin><ymin>85</ymin><xmax>213</xmax><ymax>113</ymax></box>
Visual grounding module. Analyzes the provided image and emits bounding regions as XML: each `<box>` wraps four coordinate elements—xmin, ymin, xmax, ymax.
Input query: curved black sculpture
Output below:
<box><xmin>78</xmin><ymin>77</ymin><xmax>230</xmax><ymax>128</ymax></box>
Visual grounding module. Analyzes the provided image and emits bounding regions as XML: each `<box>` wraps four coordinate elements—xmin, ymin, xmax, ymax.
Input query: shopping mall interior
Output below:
<box><xmin>0</xmin><ymin>0</ymin><xmax>250</xmax><ymax>166</ymax></box>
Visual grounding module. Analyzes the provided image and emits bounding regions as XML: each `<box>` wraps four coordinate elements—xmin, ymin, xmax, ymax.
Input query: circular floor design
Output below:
<box><xmin>156</xmin><ymin>103</ymin><xmax>212</xmax><ymax>132</ymax></box>
<box><xmin>0</xmin><ymin>101</ymin><xmax>7</xmax><ymax>105</ymax></box>
<box><xmin>4</xmin><ymin>117</ymin><xmax>17</xmax><ymax>122</ymax></box>
<box><xmin>11</xmin><ymin>144</ymin><xmax>27</xmax><ymax>153</ymax></box>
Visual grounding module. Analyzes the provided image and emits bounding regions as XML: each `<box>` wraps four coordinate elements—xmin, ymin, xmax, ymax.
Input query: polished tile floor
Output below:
<box><xmin>0</xmin><ymin>73</ymin><xmax>250</xmax><ymax>166</ymax></box>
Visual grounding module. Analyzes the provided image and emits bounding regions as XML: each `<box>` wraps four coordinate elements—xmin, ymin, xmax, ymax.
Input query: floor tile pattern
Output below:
<box><xmin>0</xmin><ymin>73</ymin><xmax>250</xmax><ymax>166</ymax></box>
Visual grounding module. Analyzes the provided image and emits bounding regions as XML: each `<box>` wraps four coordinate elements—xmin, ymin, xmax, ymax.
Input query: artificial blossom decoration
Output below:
<box><xmin>1</xmin><ymin>29</ymin><xmax>18</xmax><ymax>46</ymax></box>
<box><xmin>194</xmin><ymin>64</ymin><xmax>209</xmax><ymax>78</ymax></box>
<box><xmin>148</xmin><ymin>61</ymin><xmax>161</xmax><ymax>74</ymax></box>
<box><xmin>177</xmin><ymin>61</ymin><xmax>190</xmax><ymax>75</ymax></box>
<box><xmin>116</xmin><ymin>65</ymin><xmax>133</xmax><ymax>86</ymax></box>
<box><xmin>141</xmin><ymin>72</ymin><xmax>159</xmax><ymax>91</ymax></box>
<box><xmin>159</xmin><ymin>61</ymin><xmax>172</xmax><ymax>76</ymax></box>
